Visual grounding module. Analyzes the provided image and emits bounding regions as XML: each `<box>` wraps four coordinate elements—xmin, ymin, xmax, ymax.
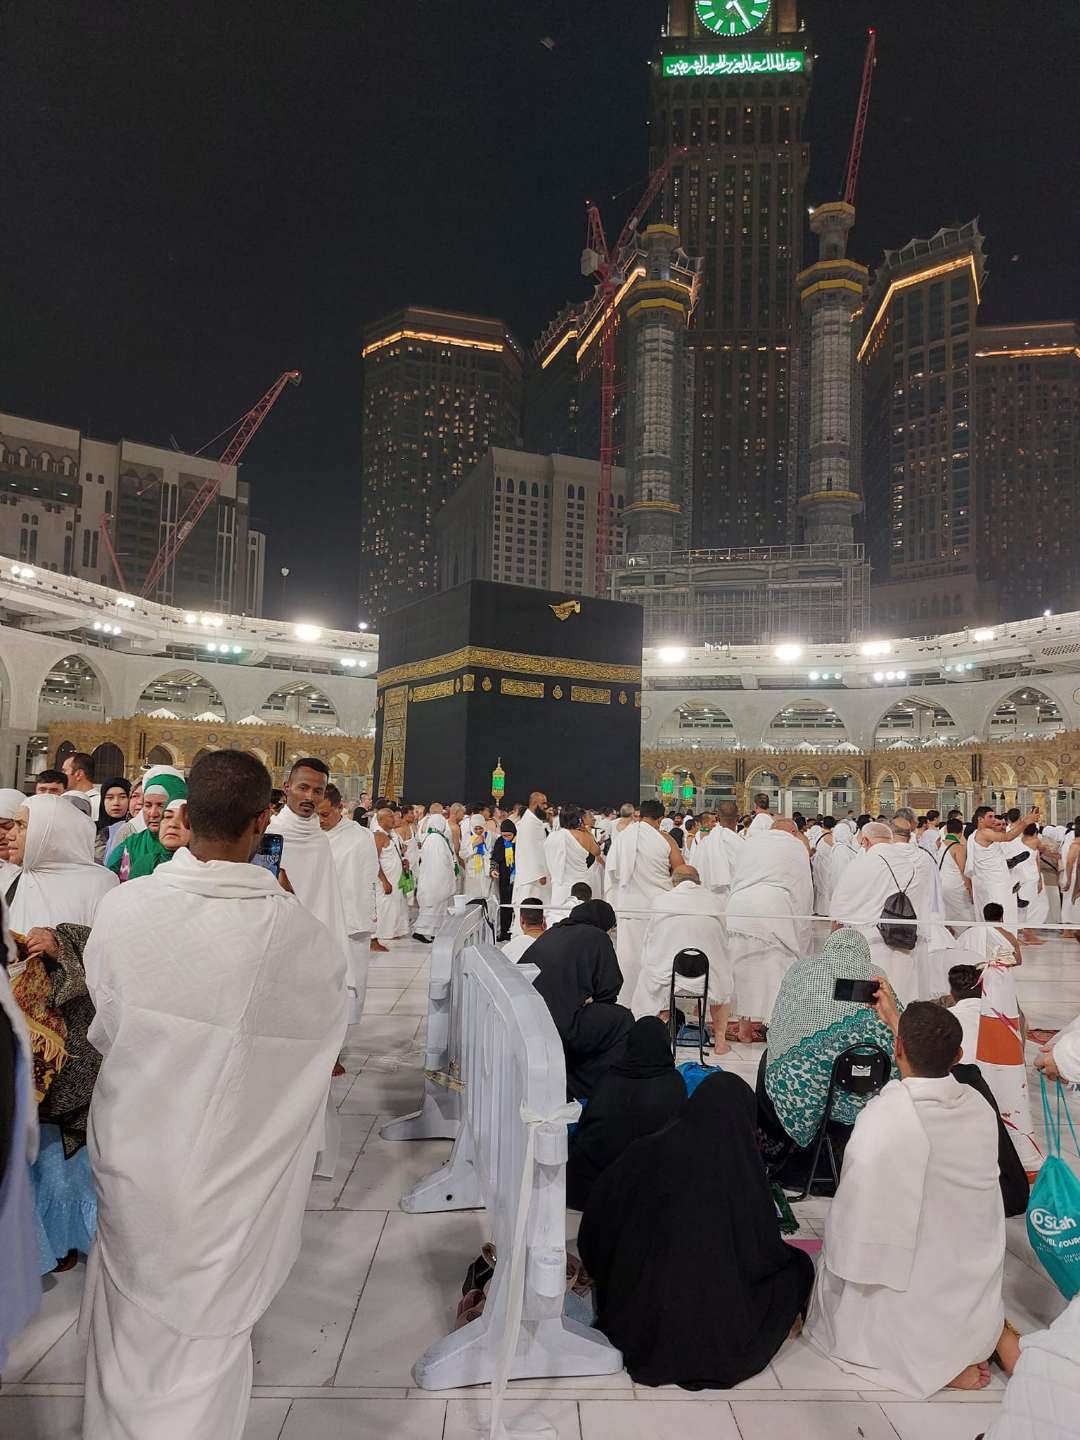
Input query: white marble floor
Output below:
<box><xmin>4</xmin><ymin>931</ymin><xmax>1078</xmax><ymax>1440</ymax></box>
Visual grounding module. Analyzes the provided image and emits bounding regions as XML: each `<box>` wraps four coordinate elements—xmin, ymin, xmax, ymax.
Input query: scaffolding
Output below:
<box><xmin>610</xmin><ymin>543</ymin><xmax>869</xmax><ymax>646</ymax></box>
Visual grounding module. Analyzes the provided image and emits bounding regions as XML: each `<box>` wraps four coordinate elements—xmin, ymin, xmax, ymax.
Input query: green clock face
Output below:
<box><xmin>695</xmin><ymin>0</ymin><xmax>770</xmax><ymax>38</ymax></box>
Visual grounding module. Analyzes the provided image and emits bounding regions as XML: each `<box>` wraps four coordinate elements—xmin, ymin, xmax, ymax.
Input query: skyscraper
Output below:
<box><xmin>975</xmin><ymin>322</ymin><xmax>1080</xmax><ymax>620</ymax></box>
<box><xmin>651</xmin><ymin>0</ymin><xmax>810</xmax><ymax>547</ymax></box>
<box><xmin>359</xmin><ymin>306</ymin><xmax>523</xmax><ymax>619</ymax></box>
<box><xmin>794</xmin><ymin>203</ymin><xmax>868</xmax><ymax>545</ymax></box>
<box><xmin>861</xmin><ymin>220</ymin><xmax>988</xmax><ymax>634</ymax></box>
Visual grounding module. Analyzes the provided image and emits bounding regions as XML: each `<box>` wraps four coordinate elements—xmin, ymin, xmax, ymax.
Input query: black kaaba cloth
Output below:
<box><xmin>373</xmin><ymin>580</ymin><xmax>642</xmax><ymax>806</ymax></box>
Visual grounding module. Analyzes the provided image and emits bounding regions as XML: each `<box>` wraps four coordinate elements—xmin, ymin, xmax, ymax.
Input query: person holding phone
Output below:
<box><xmin>80</xmin><ymin>751</ymin><xmax>348</xmax><ymax>1439</ymax></box>
<box><xmin>756</xmin><ymin>928</ymin><xmax>896</xmax><ymax>1183</ymax></box>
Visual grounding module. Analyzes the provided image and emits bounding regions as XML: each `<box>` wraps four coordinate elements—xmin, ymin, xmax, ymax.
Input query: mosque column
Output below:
<box><xmin>0</xmin><ymin>727</ymin><xmax>34</xmax><ymax>789</ymax></box>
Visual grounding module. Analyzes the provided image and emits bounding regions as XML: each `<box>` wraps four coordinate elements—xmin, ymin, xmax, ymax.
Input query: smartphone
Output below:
<box><xmin>833</xmin><ymin>977</ymin><xmax>880</xmax><ymax>1005</ymax></box>
<box><xmin>252</xmin><ymin>832</ymin><xmax>284</xmax><ymax>878</ymax></box>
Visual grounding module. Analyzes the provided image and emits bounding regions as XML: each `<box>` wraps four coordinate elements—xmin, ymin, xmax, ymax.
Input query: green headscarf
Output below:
<box><xmin>107</xmin><ymin>774</ymin><xmax>187</xmax><ymax>881</ymax></box>
<box><xmin>763</xmin><ymin>927</ymin><xmax>898</xmax><ymax>1148</ymax></box>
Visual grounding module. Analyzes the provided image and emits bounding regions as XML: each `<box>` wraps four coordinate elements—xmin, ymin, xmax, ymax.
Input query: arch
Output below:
<box><xmin>145</xmin><ymin>742</ymin><xmax>180</xmax><ymax>767</ymax></box>
<box><xmin>91</xmin><ymin>741</ymin><xmax>126</xmax><ymax>780</ymax></box>
<box><xmin>764</xmin><ymin>699</ymin><xmax>846</xmax><ymax>746</ymax></box>
<box><xmin>53</xmin><ymin>738</ymin><xmax>76</xmax><ymax>767</ymax></box>
<box><xmin>259</xmin><ymin>680</ymin><xmax>340</xmax><ymax>731</ymax></box>
<box><xmin>875</xmin><ymin>772</ymin><xmax>899</xmax><ymax>817</ymax></box>
<box><xmin>823</xmin><ymin>769</ymin><xmax>861</xmax><ymax>816</ymax></box>
<box><xmin>136</xmin><ymin>668</ymin><xmax>227</xmax><ymax>722</ymax></box>
<box><xmin>37</xmin><ymin>652</ymin><xmax>109</xmax><ymax>725</ymax></box>
<box><xmin>987</xmin><ymin>686</ymin><xmax>1064</xmax><ymax>739</ymax></box>
<box><xmin>660</xmin><ymin>701</ymin><xmax>737</xmax><ymax>742</ymax></box>
<box><xmin>874</xmin><ymin>695</ymin><xmax>958</xmax><ymax>747</ymax></box>
<box><xmin>985</xmin><ymin>758</ymin><xmax>1018</xmax><ymax>789</ymax></box>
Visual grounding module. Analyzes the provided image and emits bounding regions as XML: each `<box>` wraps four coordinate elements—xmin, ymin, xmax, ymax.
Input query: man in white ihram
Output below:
<box><xmin>81</xmin><ymin>750</ymin><xmax>347</xmax><ymax>1439</ymax></box>
<box><xmin>726</xmin><ymin>818</ymin><xmax>812</xmax><ymax>1042</ymax></box>
<box><xmin>633</xmin><ymin>864</ymin><xmax>733</xmax><ymax>1057</ymax></box>
<box><xmin>512</xmin><ymin>790</ymin><xmax>551</xmax><ymax>916</ymax></box>
<box><xmin>965</xmin><ymin>804</ymin><xmax>1039</xmax><ymax>934</ymax></box>
<box><xmin>266</xmin><ymin>757</ymin><xmax>351</xmax><ymax>956</ymax></box>
<box><xmin>606</xmin><ymin>798</ymin><xmax>680</xmax><ymax>1007</ymax></box>
<box><xmin>807</xmin><ymin>992</ymin><xmax>1016</xmax><ymax>1396</ymax></box>
<box><xmin>694</xmin><ymin>798</ymin><xmax>744</xmax><ymax>900</ymax></box>
<box><xmin>745</xmin><ymin>791</ymin><xmax>775</xmax><ymax>835</ymax></box>
<box><xmin>318</xmin><ymin>781</ymin><xmax>379</xmax><ymax>1019</ymax></box>
<box><xmin>829</xmin><ymin>819</ymin><xmax>941</xmax><ymax>1003</ymax></box>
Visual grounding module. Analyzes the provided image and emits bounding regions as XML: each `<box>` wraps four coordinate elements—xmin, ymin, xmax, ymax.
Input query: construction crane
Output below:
<box><xmin>843</xmin><ymin>29</ymin><xmax>877</xmax><ymax>207</ymax></box>
<box><xmin>581</xmin><ymin>148</ymin><xmax>685</xmax><ymax>583</ymax></box>
<box><xmin>100</xmin><ymin>370</ymin><xmax>301</xmax><ymax>598</ymax></box>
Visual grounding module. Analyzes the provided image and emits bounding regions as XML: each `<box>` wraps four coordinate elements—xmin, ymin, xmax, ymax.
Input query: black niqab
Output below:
<box><xmin>578</xmin><ymin>1071</ymin><xmax>813</xmax><ymax>1389</ymax></box>
<box><xmin>525</xmin><ymin>905</ymin><xmax>631</xmax><ymax>1099</ymax></box>
<box><xmin>566</xmin><ymin>1017</ymin><xmax>686</xmax><ymax>1210</ymax></box>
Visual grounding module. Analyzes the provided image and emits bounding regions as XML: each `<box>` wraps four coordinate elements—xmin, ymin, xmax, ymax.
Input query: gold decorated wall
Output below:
<box><xmin>47</xmin><ymin>716</ymin><xmax>374</xmax><ymax>791</ymax></box>
<box><xmin>642</xmin><ymin>731</ymin><xmax>1080</xmax><ymax>814</ymax></box>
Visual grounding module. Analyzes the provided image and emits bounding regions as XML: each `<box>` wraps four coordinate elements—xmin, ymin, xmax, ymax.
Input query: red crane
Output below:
<box><xmin>581</xmin><ymin>148</ymin><xmax>684</xmax><ymax>584</ymax></box>
<box><xmin>101</xmin><ymin>370</ymin><xmax>301</xmax><ymax>599</ymax></box>
<box><xmin>843</xmin><ymin>30</ymin><xmax>877</xmax><ymax>207</ymax></box>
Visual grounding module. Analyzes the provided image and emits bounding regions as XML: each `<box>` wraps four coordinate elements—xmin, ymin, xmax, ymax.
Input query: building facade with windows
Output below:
<box><xmin>860</xmin><ymin>221</ymin><xmax>989</xmax><ymax>634</ymax></box>
<box><xmin>974</xmin><ymin>321</ymin><xmax>1080</xmax><ymax>622</ymax></box>
<box><xmin>651</xmin><ymin>0</ymin><xmax>809</xmax><ymax>549</ymax></box>
<box><xmin>0</xmin><ymin>410</ymin><xmax>265</xmax><ymax>614</ymax></box>
<box><xmin>359</xmin><ymin>306</ymin><xmax>523</xmax><ymax>619</ymax></box>
<box><xmin>434</xmin><ymin>448</ymin><xmax>625</xmax><ymax>598</ymax></box>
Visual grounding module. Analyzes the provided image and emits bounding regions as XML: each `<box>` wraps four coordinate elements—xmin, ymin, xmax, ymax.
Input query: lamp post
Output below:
<box><xmin>279</xmin><ymin>566</ymin><xmax>290</xmax><ymax>615</ymax></box>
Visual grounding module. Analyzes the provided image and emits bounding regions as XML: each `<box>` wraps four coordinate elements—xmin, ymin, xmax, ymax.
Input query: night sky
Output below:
<box><xmin>3</xmin><ymin>1</ymin><xmax>1078</xmax><ymax>627</ymax></box>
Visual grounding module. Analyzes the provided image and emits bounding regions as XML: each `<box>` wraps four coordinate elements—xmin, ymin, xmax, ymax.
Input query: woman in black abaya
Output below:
<box><xmin>566</xmin><ymin>1016</ymin><xmax>686</xmax><ymax>1210</ymax></box>
<box><xmin>578</xmin><ymin>1070</ymin><xmax>813</xmax><ymax>1389</ymax></box>
<box><xmin>525</xmin><ymin>900</ymin><xmax>633</xmax><ymax>1099</ymax></box>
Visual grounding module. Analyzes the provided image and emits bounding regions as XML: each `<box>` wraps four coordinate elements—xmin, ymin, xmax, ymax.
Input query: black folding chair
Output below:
<box><xmin>795</xmin><ymin>1043</ymin><xmax>891</xmax><ymax>1201</ymax></box>
<box><xmin>667</xmin><ymin>947</ymin><xmax>710</xmax><ymax>1063</ymax></box>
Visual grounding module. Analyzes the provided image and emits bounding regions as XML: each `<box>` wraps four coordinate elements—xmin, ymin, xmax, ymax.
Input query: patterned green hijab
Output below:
<box><xmin>764</xmin><ymin>927</ymin><xmax>898</xmax><ymax>1148</ymax></box>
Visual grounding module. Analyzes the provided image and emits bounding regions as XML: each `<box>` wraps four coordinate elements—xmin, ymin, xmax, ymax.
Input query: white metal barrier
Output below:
<box><xmin>380</xmin><ymin>905</ymin><xmax>490</xmax><ymax>1142</ymax></box>
<box><xmin>405</xmin><ymin>937</ymin><xmax>622</xmax><ymax>1391</ymax></box>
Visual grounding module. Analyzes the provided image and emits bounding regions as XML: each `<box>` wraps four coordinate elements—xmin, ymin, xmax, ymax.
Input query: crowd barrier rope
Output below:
<box><xmin>404</xmin><ymin>936</ymin><xmax>622</xmax><ymax>1400</ymax></box>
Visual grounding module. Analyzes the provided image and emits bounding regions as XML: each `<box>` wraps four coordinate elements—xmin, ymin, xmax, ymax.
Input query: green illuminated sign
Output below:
<box><xmin>662</xmin><ymin>50</ymin><xmax>805</xmax><ymax>79</ymax></box>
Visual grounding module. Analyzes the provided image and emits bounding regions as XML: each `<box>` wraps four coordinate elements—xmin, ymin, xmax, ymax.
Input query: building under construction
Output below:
<box><xmin>0</xmin><ymin>407</ymin><xmax>267</xmax><ymax>614</ymax></box>
<box><xmin>609</xmin><ymin>542</ymin><xmax>867</xmax><ymax>645</ymax></box>
<box><xmin>526</xmin><ymin>226</ymin><xmax>701</xmax><ymax>543</ymax></box>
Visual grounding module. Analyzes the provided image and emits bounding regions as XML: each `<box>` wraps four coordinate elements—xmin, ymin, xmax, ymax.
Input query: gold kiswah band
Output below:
<box><xmin>376</xmin><ymin>644</ymin><xmax>642</xmax><ymax>691</ymax></box>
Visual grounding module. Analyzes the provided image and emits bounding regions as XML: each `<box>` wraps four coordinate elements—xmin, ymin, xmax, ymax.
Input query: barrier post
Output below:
<box><xmin>407</xmin><ymin>938</ymin><xmax>622</xmax><ymax>1388</ymax></box>
<box><xmin>380</xmin><ymin>905</ymin><xmax>488</xmax><ymax>1141</ymax></box>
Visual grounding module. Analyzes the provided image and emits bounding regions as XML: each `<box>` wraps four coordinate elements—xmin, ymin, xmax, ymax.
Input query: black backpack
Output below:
<box><xmin>876</xmin><ymin>854</ymin><xmax>918</xmax><ymax>952</ymax></box>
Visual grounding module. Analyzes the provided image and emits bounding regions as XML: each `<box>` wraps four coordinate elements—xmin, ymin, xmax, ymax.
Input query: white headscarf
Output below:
<box><xmin>421</xmin><ymin>814</ymin><xmax>450</xmax><ymax>839</ymax></box>
<box><xmin>7</xmin><ymin>794</ymin><xmax>117</xmax><ymax>932</ymax></box>
<box><xmin>0</xmin><ymin>791</ymin><xmax>25</xmax><ymax>896</ymax></box>
<box><xmin>0</xmin><ymin>789</ymin><xmax>26</xmax><ymax>821</ymax></box>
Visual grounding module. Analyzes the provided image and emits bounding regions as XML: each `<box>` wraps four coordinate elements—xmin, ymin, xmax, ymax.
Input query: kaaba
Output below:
<box><xmin>373</xmin><ymin>581</ymin><xmax>643</xmax><ymax>807</ymax></box>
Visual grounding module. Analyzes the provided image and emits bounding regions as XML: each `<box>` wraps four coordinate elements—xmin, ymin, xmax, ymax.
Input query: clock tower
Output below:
<box><xmin>650</xmin><ymin>0</ymin><xmax>810</xmax><ymax>550</ymax></box>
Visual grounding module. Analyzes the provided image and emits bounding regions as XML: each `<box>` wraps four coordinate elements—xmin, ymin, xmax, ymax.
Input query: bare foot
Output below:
<box><xmin>736</xmin><ymin>1021</ymin><xmax>756</xmax><ymax>1044</ymax></box>
<box><xmin>370</xmin><ymin>939</ymin><xmax>389</xmax><ymax>952</ymax></box>
<box><xmin>1020</xmin><ymin>932</ymin><xmax>1044</xmax><ymax>945</ymax></box>
<box><xmin>788</xmin><ymin>1314</ymin><xmax>804</xmax><ymax>1339</ymax></box>
<box><xmin>993</xmin><ymin>1322</ymin><xmax>1022</xmax><ymax>1375</ymax></box>
<box><xmin>713</xmin><ymin>1041</ymin><xmax>732</xmax><ymax>1057</ymax></box>
<box><xmin>947</xmin><ymin>1362</ymin><xmax>990</xmax><ymax>1390</ymax></box>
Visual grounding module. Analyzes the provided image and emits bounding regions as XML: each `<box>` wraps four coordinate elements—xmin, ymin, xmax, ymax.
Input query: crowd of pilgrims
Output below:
<box><xmin>1</xmin><ymin>754</ymin><xmax>1079</xmax><ymax>1436</ymax></box>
